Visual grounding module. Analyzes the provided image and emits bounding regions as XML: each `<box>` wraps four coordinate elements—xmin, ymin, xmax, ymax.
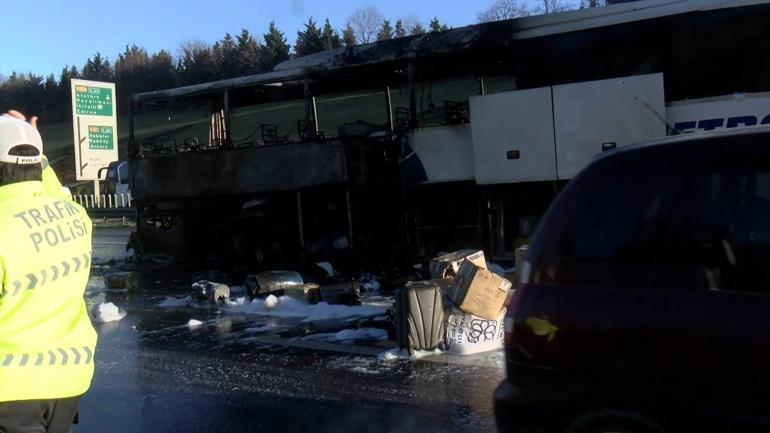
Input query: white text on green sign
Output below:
<box><xmin>88</xmin><ymin>126</ymin><xmax>114</xmax><ymax>150</ymax></box>
<box><xmin>75</xmin><ymin>86</ymin><xmax>113</xmax><ymax>116</ymax></box>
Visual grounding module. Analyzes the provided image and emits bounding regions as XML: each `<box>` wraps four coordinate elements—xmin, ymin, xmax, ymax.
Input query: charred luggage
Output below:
<box><xmin>395</xmin><ymin>281</ymin><xmax>446</xmax><ymax>353</ymax></box>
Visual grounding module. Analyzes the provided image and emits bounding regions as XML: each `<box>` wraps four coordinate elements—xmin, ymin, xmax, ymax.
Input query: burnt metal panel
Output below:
<box><xmin>131</xmin><ymin>141</ymin><xmax>347</xmax><ymax>200</ymax></box>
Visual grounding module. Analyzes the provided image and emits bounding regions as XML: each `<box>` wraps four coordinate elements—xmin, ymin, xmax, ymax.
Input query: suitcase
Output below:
<box><xmin>395</xmin><ymin>281</ymin><xmax>447</xmax><ymax>353</ymax></box>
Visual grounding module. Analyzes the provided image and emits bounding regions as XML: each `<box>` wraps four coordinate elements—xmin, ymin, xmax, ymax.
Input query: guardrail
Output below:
<box><xmin>73</xmin><ymin>192</ymin><xmax>133</xmax><ymax>209</ymax></box>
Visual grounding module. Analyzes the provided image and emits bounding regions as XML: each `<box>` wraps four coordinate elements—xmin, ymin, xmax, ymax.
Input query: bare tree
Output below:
<box><xmin>399</xmin><ymin>14</ymin><xmax>424</xmax><ymax>35</ymax></box>
<box><xmin>347</xmin><ymin>6</ymin><xmax>384</xmax><ymax>44</ymax></box>
<box><xmin>477</xmin><ymin>0</ymin><xmax>530</xmax><ymax>23</ymax></box>
<box><xmin>534</xmin><ymin>0</ymin><xmax>575</xmax><ymax>14</ymax></box>
<box><xmin>580</xmin><ymin>0</ymin><xmax>606</xmax><ymax>6</ymax></box>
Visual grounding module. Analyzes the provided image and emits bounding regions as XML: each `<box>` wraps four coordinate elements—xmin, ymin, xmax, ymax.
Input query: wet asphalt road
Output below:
<box><xmin>79</xmin><ymin>228</ymin><xmax>504</xmax><ymax>433</ymax></box>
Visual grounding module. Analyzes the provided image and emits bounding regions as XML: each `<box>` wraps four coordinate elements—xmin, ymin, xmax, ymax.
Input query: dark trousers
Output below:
<box><xmin>0</xmin><ymin>396</ymin><xmax>80</xmax><ymax>433</ymax></box>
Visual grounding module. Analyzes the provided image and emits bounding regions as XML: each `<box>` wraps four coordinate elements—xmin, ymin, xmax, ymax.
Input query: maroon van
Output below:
<box><xmin>494</xmin><ymin>127</ymin><xmax>770</xmax><ymax>433</ymax></box>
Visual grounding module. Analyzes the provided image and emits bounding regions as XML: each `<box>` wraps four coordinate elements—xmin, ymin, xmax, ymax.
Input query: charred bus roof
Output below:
<box><xmin>132</xmin><ymin>0</ymin><xmax>770</xmax><ymax>106</ymax></box>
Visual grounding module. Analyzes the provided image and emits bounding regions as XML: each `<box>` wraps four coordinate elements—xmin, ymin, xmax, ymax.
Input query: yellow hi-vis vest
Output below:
<box><xmin>41</xmin><ymin>155</ymin><xmax>70</xmax><ymax>200</ymax></box>
<box><xmin>0</xmin><ymin>181</ymin><xmax>96</xmax><ymax>402</ymax></box>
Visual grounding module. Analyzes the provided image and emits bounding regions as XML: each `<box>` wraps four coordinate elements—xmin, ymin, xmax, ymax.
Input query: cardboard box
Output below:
<box><xmin>429</xmin><ymin>249</ymin><xmax>487</xmax><ymax>279</ymax></box>
<box><xmin>445</xmin><ymin>305</ymin><xmax>506</xmax><ymax>355</ymax></box>
<box><xmin>450</xmin><ymin>259</ymin><xmax>512</xmax><ymax>320</ymax></box>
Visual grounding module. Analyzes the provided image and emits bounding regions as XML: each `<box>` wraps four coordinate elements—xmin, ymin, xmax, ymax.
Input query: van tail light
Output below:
<box><xmin>504</xmin><ymin>260</ymin><xmax>531</xmax><ymax>346</ymax></box>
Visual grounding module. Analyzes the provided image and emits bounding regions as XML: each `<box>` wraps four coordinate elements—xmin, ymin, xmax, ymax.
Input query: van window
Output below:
<box><xmin>537</xmin><ymin>142</ymin><xmax>770</xmax><ymax>294</ymax></box>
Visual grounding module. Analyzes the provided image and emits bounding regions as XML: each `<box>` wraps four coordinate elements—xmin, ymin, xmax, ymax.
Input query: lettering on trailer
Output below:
<box><xmin>12</xmin><ymin>200</ymin><xmax>89</xmax><ymax>253</ymax></box>
<box><xmin>671</xmin><ymin>114</ymin><xmax>770</xmax><ymax>135</ymax></box>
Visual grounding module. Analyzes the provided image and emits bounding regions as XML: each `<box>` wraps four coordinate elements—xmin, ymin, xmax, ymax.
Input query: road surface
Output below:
<box><xmin>81</xmin><ymin>229</ymin><xmax>504</xmax><ymax>433</ymax></box>
<box><xmin>92</xmin><ymin>227</ymin><xmax>132</xmax><ymax>264</ymax></box>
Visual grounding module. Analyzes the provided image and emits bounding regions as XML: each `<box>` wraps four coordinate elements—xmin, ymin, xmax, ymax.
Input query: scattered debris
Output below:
<box><xmin>445</xmin><ymin>306</ymin><xmax>505</xmax><ymax>355</ymax></box>
<box><xmin>450</xmin><ymin>259</ymin><xmax>512</xmax><ymax>320</ymax></box>
<box><xmin>103</xmin><ymin>271</ymin><xmax>139</xmax><ymax>291</ymax></box>
<box><xmin>315</xmin><ymin>261</ymin><xmax>334</xmax><ymax>277</ymax></box>
<box><xmin>320</xmin><ymin>280</ymin><xmax>361</xmax><ymax>305</ymax></box>
<box><xmin>395</xmin><ymin>281</ymin><xmax>446</xmax><ymax>353</ymax></box>
<box><xmin>331</xmin><ymin>236</ymin><xmax>348</xmax><ymax>249</ymax></box>
<box><xmin>93</xmin><ymin>302</ymin><xmax>127</xmax><ymax>323</ymax></box>
<box><xmin>243</xmin><ymin>271</ymin><xmax>304</xmax><ymax>299</ymax></box>
<box><xmin>244</xmin><ymin>323</ymin><xmax>277</xmax><ymax>333</ymax></box>
<box><xmin>514</xmin><ymin>244</ymin><xmax>529</xmax><ymax>280</ymax></box>
<box><xmin>486</xmin><ymin>262</ymin><xmax>506</xmax><ymax>278</ymax></box>
<box><xmin>378</xmin><ymin>347</ymin><xmax>444</xmax><ymax>361</ymax></box>
<box><xmin>264</xmin><ymin>294</ymin><xmax>280</xmax><ymax>309</ymax></box>
<box><xmin>190</xmin><ymin>280</ymin><xmax>231</xmax><ymax>305</ymax></box>
<box><xmin>385</xmin><ymin>250</ymin><xmax>513</xmax><ymax>358</ymax></box>
<box><xmin>359</xmin><ymin>273</ymin><xmax>381</xmax><ymax>292</ymax></box>
<box><xmin>302</xmin><ymin>328</ymin><xmax>388</xmax><ymax>344</ymax></box>
<box><xmin>430</xmin><ymin>250</ymin><xmax>486</xmax><ymax>279</ymax></box>
<box><xmin>286</xmin><ymin>283</ymin><xmax>321</xmax><ymax>304</ymax></box>
<box><xmin>158</xmin><ymin>296</ymin><xmax>189</xmax><ymax>308</ymax></box>
<box><xmin>229</xmin><ymin>295</ymin><xmax>386</xmax><ymax>323</ymax></box>
<box><xmin>187</xmin><ymin>319</ymin><xmax>204</xmax><ymax>327</ymax></box>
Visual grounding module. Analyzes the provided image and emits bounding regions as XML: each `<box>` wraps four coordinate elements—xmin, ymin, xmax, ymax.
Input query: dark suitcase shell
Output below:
<box><xmin>395</xmin><ymin>281</ymin><xmax>446</xmax><ymax>353</ymax></box>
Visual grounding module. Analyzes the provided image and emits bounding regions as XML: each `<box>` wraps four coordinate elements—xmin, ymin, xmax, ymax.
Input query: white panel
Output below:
<box><xmin>408</xmin><ymin>125</ymin><xmax>475</xmax><ymax>183</ymax></box>
<box><xmin>470</xmin><ymin>87</ymin><xmax>557</xmax><ymax>184</ymax></box>
<box><xmin>553</xmin><ymin>73</ymin><xmax>666</xmax><ymax>180</ymax></box>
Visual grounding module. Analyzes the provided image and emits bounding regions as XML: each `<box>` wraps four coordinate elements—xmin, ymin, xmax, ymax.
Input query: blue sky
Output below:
<box><xmin>0</xmin><ymin>0</ymin><xmax>494</xmax><ymax>78</ymax></box>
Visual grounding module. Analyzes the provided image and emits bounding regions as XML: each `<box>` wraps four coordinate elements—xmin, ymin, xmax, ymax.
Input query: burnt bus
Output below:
<box><xmin>128</xmin><ymin>0</ymin><xmax>770</xmax><ymax>268</ymax></box>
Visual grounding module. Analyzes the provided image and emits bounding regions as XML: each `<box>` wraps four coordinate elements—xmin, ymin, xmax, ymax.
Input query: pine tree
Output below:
<box><xmin>394</xmin><ymin>20</ymin><xmax>406</xmax><ymax>38</ymax></box>
<box><xmin>1</xmin><ymin>73</ymin><xmax>44</xmax><ymax>119</ymax></box>
<box><xmin>149</xmin><ymin>50</ymin><xmax>175</xmax><ymax>89</ymax></box>
<box><xmin>115</xmin><ymin>45</ymin><xmax>150</xmax><ymax>110</ymax></box>
<box><xmin>63</xmin><ymin>66</ymin><xmax>80</xmax><ymax>82</ymax></box>
<box><xmin>41</xmin><ymin>74</ymin><xmax>58</xmax><ymax>117</ymax></box>
<box><xmin>236</xmin><ymin>29</ymin><xmax>262</xmax><ymax>76</ymax></box>
<box><xmin>429</xmin><ymin>17</ymin><xmax>450</xmax><ymax>33</ymax></box>
<box><xmin>295</xmin><ymin>18</ymin><xmax>325</xmax><ymax>57</ymax></box>
<box><xmin>262</xmin><ymin>21</ymin><xmax>291</xmax><ymax>70</ymax></box>
<box><xmin>342</xmin><ymin>24</ymin><xmax>356</xmax><ymax>47</ymax></box>
<box><xmin>322</xmin><ymin>19</ymin><xmax>342</xmax><ymax>50</ymax></box>
<box><xmin>377</xmin><ymin>20</ymin><xmax>394</xmax><ymax>41</ymax></box>
<box><xmin>177</xmin><ymin>41</ymin><xmax>216</xmax><ymax>85</ymax></box>
<box><xmin>55</xmin><ymin>66</ymin><xmax>80</xmax><ymax>117</ymax></box>
<box><xmin>212</xmin><ymin>33</ymin><xmax>238</xmax><ymax>79</ymax></box>
<box><xmin>82</xmin><ymin>53</ymin><xmax>114</xmax><ymax>82</ymax></box>
<box><xmin>411</xmin><ymin>23</ymin><xmax>426</xmax><ymax>35</ymax></box>
<box><xmin>58</xmin><ymin>66</ymin><xmax>78</xmax><ymax>88</ymax></box>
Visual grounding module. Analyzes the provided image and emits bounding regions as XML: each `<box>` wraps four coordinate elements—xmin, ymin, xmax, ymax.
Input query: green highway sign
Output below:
<box><xmin>75</xmin><ymin>85</ymin><xmax>113</xmax><ymax>116</ymax></box>
<box><xmin>70</xmin><ymin>79</ymin><xmax>119</xmax><ymax>181</ymax></box>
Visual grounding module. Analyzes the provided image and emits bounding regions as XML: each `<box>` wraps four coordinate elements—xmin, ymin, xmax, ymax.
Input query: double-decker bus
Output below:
<box><xmin>128</xmin><ymin>0</ymin><xmax>770</xmax><ymax>268</ymax></box>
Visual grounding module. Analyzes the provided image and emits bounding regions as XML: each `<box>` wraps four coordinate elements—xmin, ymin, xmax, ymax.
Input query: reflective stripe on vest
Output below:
<box><xmin>1</xmin><ymin>346</ymin><xmax>93</xmax><ymax>367</ymax></box>
<box><xmin>0</xmin><ymin>253</ymin><xmax>91</xmax><ymax>298</ymax></box>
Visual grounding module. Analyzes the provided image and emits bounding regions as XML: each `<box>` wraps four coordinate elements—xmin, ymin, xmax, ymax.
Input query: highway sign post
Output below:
<box><xmin>70</xmin><ymin>79</ymin><xmax>118</xmax><ymax>204</ymax></box>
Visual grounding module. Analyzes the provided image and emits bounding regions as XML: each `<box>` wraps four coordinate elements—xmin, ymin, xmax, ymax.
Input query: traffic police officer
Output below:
<box><xmin>0</xmin><ymin>115</ymin><xmax>96</xmax><ymax>432</ymax></box>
